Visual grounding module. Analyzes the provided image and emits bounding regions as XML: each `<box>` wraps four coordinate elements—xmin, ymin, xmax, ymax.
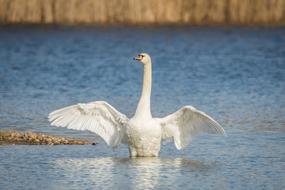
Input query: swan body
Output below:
<box><xmin>127</xmin><ymin>117</ymin><xmax>161</xmax><ymax>157</ymax></box>
<box><xmin>49</xmin><ymin>53</ymin><xmax>225</xmax><ymax>157</ymax></box>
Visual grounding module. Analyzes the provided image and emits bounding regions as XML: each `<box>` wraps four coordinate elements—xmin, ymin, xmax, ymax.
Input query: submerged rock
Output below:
<box><xmin>0</xmin><ymin>130</ymin><xmax>95</xmax><ymax>145</ymax></box>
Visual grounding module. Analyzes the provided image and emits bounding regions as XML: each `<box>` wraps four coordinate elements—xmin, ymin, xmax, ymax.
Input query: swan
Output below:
<box><xmin>48</xmin><ymin>53</ymin><xmax>225</xmax><ymax>157</ymax></box>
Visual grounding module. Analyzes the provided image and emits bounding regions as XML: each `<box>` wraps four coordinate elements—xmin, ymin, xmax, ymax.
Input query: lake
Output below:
<box><xmin>0</xmin><ymin>26</ymin><xmax>284</xmax><ymax>189</ymax></box>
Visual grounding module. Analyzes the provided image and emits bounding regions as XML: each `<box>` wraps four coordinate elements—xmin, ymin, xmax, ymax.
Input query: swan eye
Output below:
<box><xmin>134</xmin><ymin>54</ymin><xmax>145</xmax><ymax>61</ymax></box>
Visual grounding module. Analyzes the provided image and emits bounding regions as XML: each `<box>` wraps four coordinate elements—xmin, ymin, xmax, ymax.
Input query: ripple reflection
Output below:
<box><xmin>54</xmin><ymin>157</ymin><xmax>214</xmax><ymax>189</ymax></box>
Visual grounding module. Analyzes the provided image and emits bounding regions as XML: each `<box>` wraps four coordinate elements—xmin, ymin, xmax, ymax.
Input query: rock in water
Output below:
<box><xmin>0</xmin><ymin>130</ymin><xmax>95</xmax><ymax>145</ymax></box>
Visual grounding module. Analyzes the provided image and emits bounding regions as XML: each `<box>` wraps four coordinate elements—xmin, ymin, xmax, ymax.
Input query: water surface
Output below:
<box><xmin>0</xmin><ymin>26</ymin><xmax>284</xmax><ymax>189</ymax></box>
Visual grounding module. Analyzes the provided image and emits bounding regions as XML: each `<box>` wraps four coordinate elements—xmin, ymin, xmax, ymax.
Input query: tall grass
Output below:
<box><xmin>0</xmin><ymin>0</ymin><xmax>284</xmax><ymax>25</ymax></box>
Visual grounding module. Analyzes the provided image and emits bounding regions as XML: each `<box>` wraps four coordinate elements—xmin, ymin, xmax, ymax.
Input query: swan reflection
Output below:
<box><xmin>54</xmin><ymin>157</ymin><xmax>212</xmax><ymax>189</ymax></box>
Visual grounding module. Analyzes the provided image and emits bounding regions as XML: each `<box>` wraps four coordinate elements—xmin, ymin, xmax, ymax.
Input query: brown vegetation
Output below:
<box><xmin>0</xmin><ymin>130</ymin><xmax>93</xmax><ymax>145</ymax></box>
<box><xmin>0</xmin><ymin>0</ymin><xmax>284</xmax><ymax>25</ymax></box>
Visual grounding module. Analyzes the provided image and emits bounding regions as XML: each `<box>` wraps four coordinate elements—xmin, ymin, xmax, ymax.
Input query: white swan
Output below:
<box><xmin>48</xmin><ymin>53</ymin><xmax>225</xmax><ymax>157</ymax></box>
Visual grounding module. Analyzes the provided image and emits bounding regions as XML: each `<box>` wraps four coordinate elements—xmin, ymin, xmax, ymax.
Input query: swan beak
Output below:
<box><xmin>133</xmin><ymin>55</ymin><xmax>142</xmax><ymax>61</ymax></box>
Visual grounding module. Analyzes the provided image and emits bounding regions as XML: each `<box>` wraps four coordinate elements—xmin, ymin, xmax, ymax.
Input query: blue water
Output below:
<box><xmin>0</xmin><ymin>26</ymin><xmax>284</xmax><ymax>189</ymax></box>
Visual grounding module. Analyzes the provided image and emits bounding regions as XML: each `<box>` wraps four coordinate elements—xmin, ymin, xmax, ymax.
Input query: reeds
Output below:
<box><xmin>0</xmin><ymin>0</ymin><xmax>284</xmax><ymax>25</ymax></box>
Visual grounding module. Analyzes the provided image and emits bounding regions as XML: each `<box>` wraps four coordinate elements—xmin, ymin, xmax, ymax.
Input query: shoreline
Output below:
<box><xmin>0</xmin><ymin>0</ymin><xmax>284</xmax><ymax>26</ymax></box>
<box><xmin>0</xmin><ymin>130</ymin><xmax>95</xmax><ymax>145</ymax></box>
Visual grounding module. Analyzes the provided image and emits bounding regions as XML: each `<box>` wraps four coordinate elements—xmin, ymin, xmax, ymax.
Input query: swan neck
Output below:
<box><xmin>135</xmin><ymin>62</ymin><xmax>152</xmax><ymax>118</ymax></box>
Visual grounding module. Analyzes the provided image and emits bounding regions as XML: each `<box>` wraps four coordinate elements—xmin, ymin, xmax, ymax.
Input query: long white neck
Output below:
<box><xmin>135</xmin><ymin>61</ymin><xmax>152</xmax><ymax>118</ymax></box>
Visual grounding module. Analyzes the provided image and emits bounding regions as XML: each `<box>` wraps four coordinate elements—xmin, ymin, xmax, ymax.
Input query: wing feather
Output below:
<box><xmin>48</xmin><ymin>101</ymin><xmax>129</xmax><ymax>147</ymax></box>
<box><xmin>158</xmin><ymin>106</ymin><xmax>225</xmax><ymax>149</ymax></box>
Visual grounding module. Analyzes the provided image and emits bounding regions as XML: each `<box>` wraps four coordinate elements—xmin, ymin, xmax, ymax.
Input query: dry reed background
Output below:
<box><xmin>0</xmin><ymin>0</ymin><xmax>285</xmax><ymax>25</ymax></box>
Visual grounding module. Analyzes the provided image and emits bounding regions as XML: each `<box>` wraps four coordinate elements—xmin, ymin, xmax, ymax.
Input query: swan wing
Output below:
<box><xmin>48</xmin><ymin>101</ymin><xmax>129</xmax><ymax>148</ymax></box>
<box><xmin>158</xmin><ymin>106</ymin><xmax>225</xmax><ymax>149</ymax></box>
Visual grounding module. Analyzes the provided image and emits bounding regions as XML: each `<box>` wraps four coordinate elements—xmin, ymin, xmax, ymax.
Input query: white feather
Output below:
<box><xmin>158</xmin><ymin>106</ymin><xmax>225</xmax><ymax>149</ymax></box>
<box><xmin>48</xmin><ymin>101</ymin><xmax>128</xmax><ymax>148</ymax></box>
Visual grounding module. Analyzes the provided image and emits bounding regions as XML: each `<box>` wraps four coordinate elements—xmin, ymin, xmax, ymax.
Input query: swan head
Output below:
<box><xmin>134</xmin><ymin>53</ymin><xmax>151</xmax><ymax>65</ymax></box>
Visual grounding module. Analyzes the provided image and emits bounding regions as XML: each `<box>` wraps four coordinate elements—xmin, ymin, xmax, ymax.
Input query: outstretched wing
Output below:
<box><xmin>48</xmin><ymin>101</ymin><xmax>129</xmax><ymax>148</ymax></box>
<box><xmin>157</xmin><ymin>106</ymin><xmax>225</xmax><ymax>150</ymax></box>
